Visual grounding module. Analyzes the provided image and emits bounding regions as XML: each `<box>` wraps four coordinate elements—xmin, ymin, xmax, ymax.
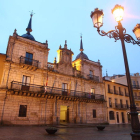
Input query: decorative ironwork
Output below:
<box><xmin>97</xmin><ymin>26</ymin><xmax>140</xmax><ymax>46</ymax></box>
<box><xmin>20</xmin><ymin>56</ymin><xmax>39</xmax><ymax>67</ymax></box>
<box><xmin>10</xmin><ymin>81</ymin><xmax>104</xmax><ymax>101</ymax></box>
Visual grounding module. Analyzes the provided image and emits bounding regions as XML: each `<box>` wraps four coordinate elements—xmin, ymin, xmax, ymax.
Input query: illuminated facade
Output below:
<box><xmin>103</xmin><ymin>78</ymin><xmax>130</xmax><ymax>124</ymax></box>
<box><xmin>111</xmin><ymin>73</ymin><xmax>140</xmax><ymax>121</ymax></box>
<box><xmin>0</xmin><ymin>15</ymin><xmax>107</xmax><ymax>125</ymax></box>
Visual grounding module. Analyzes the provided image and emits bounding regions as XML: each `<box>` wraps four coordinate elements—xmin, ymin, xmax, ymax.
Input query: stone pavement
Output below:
<box><xmin>0</xmin><ymin>124</ymin><xmax>132</xmax><ymax>140</ymax></box>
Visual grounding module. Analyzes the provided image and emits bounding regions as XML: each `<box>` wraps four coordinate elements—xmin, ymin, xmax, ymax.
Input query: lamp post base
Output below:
<box><xmin>131</xmin><ymin>132</ymin><xmax>140</xmax><ymax>140</ymax></box>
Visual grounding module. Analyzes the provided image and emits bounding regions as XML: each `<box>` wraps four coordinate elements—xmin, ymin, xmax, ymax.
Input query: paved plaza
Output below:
<box><xmin>0</xmin><ymin>124</ymin><xmax>132</xmax><ymax>140</ymax></box>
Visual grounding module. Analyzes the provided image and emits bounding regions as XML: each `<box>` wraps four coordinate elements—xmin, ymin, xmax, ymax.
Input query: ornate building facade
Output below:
<box><xmin>0</xmin><ymin>15</ymin><xmax>107</xmax><ymax>125</ymax></box>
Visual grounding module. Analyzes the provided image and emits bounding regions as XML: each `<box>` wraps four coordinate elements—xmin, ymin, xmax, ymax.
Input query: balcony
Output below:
<box><xmin>132</xmin><ymin>85</ymin><xmax>140</xmax><ymax>89</ymax></box>
<box><xmin>125</xmin><ymin>93</ymin><xmax>129</xmax><ymax>97</ymax></box>
<box><xmin>20</xmin><ymin>56</ymin><xmax>39</xmax><ymax>68</ymax></box>
<box><xmin>134</xmin><ymin>96</ymin><xmax>140</xmax><ymax>100</ymax></box>
<box><xmin>114</xmin><ymin>90</ymin><xmax>118</xmax><ymax>95</ymax></box>
<box><xmin>112</xmin><ymin>103</ymin><xmax>129</xmax><ymax>110</ymax></box>
<box><xmin>87</xmin><ymin>74</ymin><xmax>99</xmax><ymax>82</ymax></box>
<box><xmin>108</xmin><ymin>89</ymin><xmax>113</xmax><ymax>94</ymax></box>
<box><xmin>119</xmin><ymin>91</ymin><xmax>124</xmax><ymax>96</ymax></box>
<box><xmin>136</xmin><ymin>107</ymin><xmax>140</xmax><ymax>111</ymax></box>
<box><xmin>10</xmin><ymin>81</ymin><xmax>104</xmax><ymax>101</ymax></box>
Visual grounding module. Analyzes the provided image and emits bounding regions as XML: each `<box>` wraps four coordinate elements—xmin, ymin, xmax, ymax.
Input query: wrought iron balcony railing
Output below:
<box><xmin>87</xmin><ymin>74</ymin><xmax>99</xmax><ymax>82</ymax></box>
<box><xmin>134</xmin><ymin>96</ymin><xmax>140</xmax><ymax>100</ymax></box>
<box><xmin>132</xmin><ymin>85</ymin><xmax>140</xmax><ymax>89</ymax></box>
<box><xmin>119</xmin><ymin>91</ymin><xmax>124</xmax><ymax>96</ymax></box>
<box><xmin>11</xmin><ymin>81</ymin><xmax>104</xmax><ymax>100</ymax></box>
<box><xmin>20</xmin><ymin>56</ymin><xmax>39</xmax><ymax>67</ymax></box>
<box><xmin>108</xmin><ymin>89</ymin><xmax>113</xmax><ymax>94</ymax></box>
<box><xmin>136</xmin><ymin>107</ymin><xmax>140</xmax><ymax>111</ymax></box>
<box><xmin>112</xmin><ymin>103</ymin><xmax>129</xmax><ymax>110</ymax></box>
<box><xmin>114</xmin><ymin>90</ymin><xmax>118</xmax><ymax>95</ymax></box>
<box><xmin>125</xmin><ymin>92</ymin><xmax>129</xmax><ymax>97</ymax></box>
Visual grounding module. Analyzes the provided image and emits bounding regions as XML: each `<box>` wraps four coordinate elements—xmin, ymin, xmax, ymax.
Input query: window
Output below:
<box><xmin>119</xmin><ymin>87</ymin><xmax>121</xmax><ymax>94</ymax></box>
<box><xmin>109</xmin><ymin>111</ymin><xmax>115</xmax><ymax>120</ymax></box>
<box><xmin>19</xmin><ymin>105</ymin><xmax>27</xmax><ymax>117</ymax></box>
<box><xmin>109</xmin><ymin>98</ymin><xmax>112</xmax><ymax>107</ymax></box>
<box><xmin>137</xmin><ymin>81</ymin><xmax>139</xmax><ymax>86</ymax></box>
<box><xmin>25</xmin><ymin>52</ymin><xmax>33</xmax><ymax>65</ymax></box>
<box><xmin>108</xmin><ymin>84</ymin><xmax>110</xmax><ymax>93</ymax></box>
<box><xmin>62</xmin><ymin>83</ymin><xmax>68</xmax><ymax>96</ymax></box>
<box><xmin>133</xmin><ymin>81</ymin><xmax>136</xmax><ymax>86</ymax></box>
<box><xmin>93</xmin><ymin>110</ymin><xmax>96</xmax><ymax>118</ymax></box>
<box><xmin>91</xmin><ymin>88</ymin><xmax>95</xmax><ymax>94</ymax></box>
<box><xmin>22</xmin><ymin>75</ymin><xmax>31</xmax><ymax>91</ymax></box>
<box><xmin>114</xmin><ymin>86</ymin><xmax>116</xmax><ymax>93</ymax></box>
<box><xmin>120</xmin><ymin>99</ymin><xmax>123</xmax><ymax>108</ymax></box>
<box><xmin>115</xmin><ymin>99</ymin><xmax>117</xmax><ymax>107</ymax></box>
<box><xmin>91</xmin><ymin>88</ymin><xmax>95</xmax><ymax>99</ymax></box>
<box><xmin>126</xmin><ymin>100</ymin><xmax>129</xmax><ymax>108</ymax></box>
<box><xmin>136</xmin><ymin>103</ymin><xmax>139</xmax><ymax>106</ymax></box>
<box><xmin>89</xmin><ymin>70</ymin><xmax>93</xmax><ymax>76</ymax></box>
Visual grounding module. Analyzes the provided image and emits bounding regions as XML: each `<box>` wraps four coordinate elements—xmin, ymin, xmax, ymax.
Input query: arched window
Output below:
<box><xmin>109</xmin><ymin>111</ymin><xmax>115</xmax><ymax>120</ymax></box>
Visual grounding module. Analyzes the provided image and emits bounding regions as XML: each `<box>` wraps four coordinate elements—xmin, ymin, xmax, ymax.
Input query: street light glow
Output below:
<box><xmin>112</xmin><ymin>5</ymin><xmax>124</xmax><ymax>22</ymax></box>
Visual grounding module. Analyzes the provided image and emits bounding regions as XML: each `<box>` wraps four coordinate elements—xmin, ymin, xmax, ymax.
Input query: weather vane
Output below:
<box><xmin>29</xmin><ymin>10</ymin><xmax>35</xmax><ymax>17</ymax></box>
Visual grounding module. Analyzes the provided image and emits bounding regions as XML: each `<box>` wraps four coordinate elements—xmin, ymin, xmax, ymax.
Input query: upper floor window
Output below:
<box><xmin>108</xmin><ymin>84</ymin><xmax>110</xmax><ymax>92</ymax></box>
<box><xmin>126</xmin><ymin>100</ymin><xmax>129</xmax><ymax>108</ymax></box>
<box><xmin>89</xmin><ymin>70</ymin><xmax>93</xmax><ymax>76</ymax></box>
<box><xmin>91</xmin><ymin>88</ymin><xmax>95</xmax><ymax>94</ymax></box>
<box><xmin>62</xmin><ymin>83</ymin><xmax>68</xmax><ymax>96</ymax></box>
<box><xmin>133</xmin><ymin>81</ymin><xmax>136</xmax><ymax>86</ymax></box>
<box><xmin>119</xmin><ymin>87</ymin><xmax>121</xmax><ymax>94</ymax></box>
<box><xmin>22</xmin><ymin>75</ymin><xmax>30</xmax><ymax>91</ymax></box>
<box><xmin>114</xmin><ymin>86</ymin><xmax>116</xmax><ymax>93</ymax></box>
<box><xmin>25</xmin><ymin>52</ymin><xmax>33</xmax><ymax>65</ymax></box>
<box><xmin>109</xmin><ymin>98</ymin><xmax>112</xmax><ymax>107</ymax></box>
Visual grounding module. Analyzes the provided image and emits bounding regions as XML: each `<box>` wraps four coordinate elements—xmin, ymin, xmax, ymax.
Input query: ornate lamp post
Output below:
<box><xmin>90</xmin><ymin>5</ymin><xmax>140</xmax><ymax>140</ymax></box>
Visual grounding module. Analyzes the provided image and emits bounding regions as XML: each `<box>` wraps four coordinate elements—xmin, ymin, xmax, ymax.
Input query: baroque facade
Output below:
<box><xmin>0</xmin><ymin>15</ymin><xmax>107</xmax><ymax>125</ymax></box>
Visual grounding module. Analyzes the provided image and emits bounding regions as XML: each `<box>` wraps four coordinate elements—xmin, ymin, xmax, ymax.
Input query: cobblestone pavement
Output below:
<box><xmin>0</xmin><ymin>124</ymin><xmax>132</xmax><ymax>140</ymax></box>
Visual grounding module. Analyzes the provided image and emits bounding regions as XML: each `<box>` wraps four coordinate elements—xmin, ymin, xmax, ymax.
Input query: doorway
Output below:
<box><xmin>60</xmin><ymin>106</ymin><xmax>69</xmax><ymax>123</ymax></box>
<box><xmin>116</xmin><ymin>112</ymin><xmax>119</xmax><ymax>123</ymax></box>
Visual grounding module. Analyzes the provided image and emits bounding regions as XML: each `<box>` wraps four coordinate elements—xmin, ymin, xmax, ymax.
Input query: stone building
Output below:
<box><xmin>103</xmin><ymin>76</ymin><xmax>130</xmax><ymax>124</ymax></box>
<box><xmin>0</xmin><ymin>14</ymin><xmax>107</xmax><ymax>125</ymax></box>
<box><xmin>111</xmin><ymin>73</ymin><xmax>140</xmax><ymax>121</ymax></box>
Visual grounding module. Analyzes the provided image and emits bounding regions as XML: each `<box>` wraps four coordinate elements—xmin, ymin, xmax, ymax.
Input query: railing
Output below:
<box><xmin>47</xmin><ymin>63</ymin><xmax>54</xmax><ymax>71</ymax></box>
<box><xmin>119</xmin><ymin>91</ymin><xmax>124</xmax><ymax>96</ymax></box>
<box><xmin>87</xmin><ymin>74</ymin><xmax>99</xmax><ymax>82</ymax></box>
<box><xmin>108</xmin><ymin>89</ymin><xmax>113</xmax><ymax>94</ymax></box>
<box><xmin>125</xmin><ymin>93</ymin><xmax>129</xmax><ymax>97</ymax></box>
<box><xmin>134</xmin><ymin>96</ymin><xmax>140</xmax><ymax>100</ymax></box>
<box><xmin>136</xmin><ymin>107</ymin><xmax>140</xmax><ymax>111</ymax></box>
<box><xmin>114</xmin><ymin>90</ymin><xmax>118</xmax><ymax>95</ymax></box>
<box><xmin>11</xmin><ymin>81</ymin><xmax>104</xmax><ymax>100</ymax></box>
<box><xmin>20</xmin><ymin>56</ymin><xmax>39</xmax><ymax>67</ymax></box>
<box><xmin>109</xmin><ymin>103</ymin><xmax>112</xmax><ymax>108</ymax></box>
<box><xmin>112</xmin><ymin>103</ymin><xmax>129</xmax><ymax>110</ymax></box>
<box><xmin>132</xmin><ymin>85</ymin><xmax>140</xmax><ymax>89</ymax></box>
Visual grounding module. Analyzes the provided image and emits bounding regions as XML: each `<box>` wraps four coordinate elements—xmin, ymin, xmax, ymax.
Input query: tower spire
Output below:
<box><xmin>80</xmin><ymin>35</ymin><xmax>84</xmax><ymax>52</ymax></box>
<box><xmin>26</xmin><ymin>11</ymin><xmax>35</xmax><ymax>34</ymax></box>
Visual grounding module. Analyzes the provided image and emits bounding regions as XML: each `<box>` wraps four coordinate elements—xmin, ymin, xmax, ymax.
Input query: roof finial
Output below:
<box><xmin>59</xmin><ymin>44</ymin><xmax>62</xmax><ymax>49</ymax></box>
<box><xmin>64</xmin><ymin>40</ymin><xmax>67</xmax><ymax>49</ymax></box>
<box><xmin>106</xmin><ymin>70</ymin><xmax>108</xmax><ymax>77</ymax></box>
<box><xmin>26</xmin><ymin>10</ymin><xmax>35</xmax><ymax>34</ymax></box>
<box><xmin>80</xmin><ymin>34</ymin><xmax>84</xmax><ymax>52</ymax></box>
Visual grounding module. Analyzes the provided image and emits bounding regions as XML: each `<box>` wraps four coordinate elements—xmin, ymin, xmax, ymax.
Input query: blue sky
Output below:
<box><xmin>0</xmin><ymin>0</ymin><xmax>140</xmax><ymax>76</ymax></box>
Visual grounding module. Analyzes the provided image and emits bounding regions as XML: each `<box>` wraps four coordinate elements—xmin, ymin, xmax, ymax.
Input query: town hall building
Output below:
<box><xmin>0</xmin><ymin>14</ymin><xmax>107</xmax><ymax>125</ymax></box>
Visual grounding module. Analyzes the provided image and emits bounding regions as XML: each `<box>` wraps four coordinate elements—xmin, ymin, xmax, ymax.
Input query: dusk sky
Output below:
<box><xmin>0</xmin><ymin>0</ymin><xmax>140</xmax><ymax>76</ymax></box>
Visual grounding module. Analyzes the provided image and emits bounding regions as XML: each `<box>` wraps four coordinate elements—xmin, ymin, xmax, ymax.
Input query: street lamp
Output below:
<box><xmin>90</xmin><ymin>4</ymin><xmax>140</xmax><ymax>140</ymax></box>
